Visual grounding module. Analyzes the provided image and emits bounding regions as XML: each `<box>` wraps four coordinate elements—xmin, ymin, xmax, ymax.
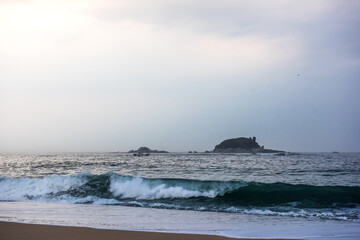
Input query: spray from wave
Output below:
<box><xmin>0</xmin><ymin>172</ymin><xmax>359</xmax><ymax>221</ymax></box>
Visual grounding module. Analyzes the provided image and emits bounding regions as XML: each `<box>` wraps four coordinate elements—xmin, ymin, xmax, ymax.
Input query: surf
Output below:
<box><xmin>1</xmin><ymin>172</ymin><xmax>359</xmax><ymax>221</ymax></box>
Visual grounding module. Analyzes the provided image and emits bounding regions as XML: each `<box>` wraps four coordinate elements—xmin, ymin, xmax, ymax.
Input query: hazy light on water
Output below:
<box><xmin>0</xmin><ymin>0</ymin><xmax>359</xmax><ymax>152</ymax></box>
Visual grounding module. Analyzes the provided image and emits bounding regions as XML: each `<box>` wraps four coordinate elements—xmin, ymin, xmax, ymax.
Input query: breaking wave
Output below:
<box><xmin>1</xmin><ymin>172</ymin><xmax>359</xmax><ymax>221</ymax></box>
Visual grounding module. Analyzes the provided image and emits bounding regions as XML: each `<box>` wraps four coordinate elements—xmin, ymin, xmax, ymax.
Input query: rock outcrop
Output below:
<box><xmin>211</xmin><ymin>137</ymin><xmax>283</xmax><ymax>153</ymax></box>
<box><xmin>128</xmin><ymin>147</ymin><xmax>168</xmax><ymax>153</ymax></box>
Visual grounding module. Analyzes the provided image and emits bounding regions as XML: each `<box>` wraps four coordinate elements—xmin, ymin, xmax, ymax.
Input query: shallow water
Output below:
<box><xmin>1</xmin><ymin>201</ymin><xmax>360</xmax><ymax>240</ymax></box>
<box><xmin>0</xmin><ymin>152</ymin><xmax>359</xmax><ymax>239</ymax></box>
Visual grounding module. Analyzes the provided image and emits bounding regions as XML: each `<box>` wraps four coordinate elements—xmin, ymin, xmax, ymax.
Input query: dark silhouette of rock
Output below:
<box><xmin>215</xmin><ymin>137</ymin><xmax>260</xmax><ymax>150</ymax></box>
<box><xmin>128</xmin><ymin>147</ymin><xmax>168</xmax><ymax>153</ymax></box>
<box><xmin>211</xmin><ymin>137</ymin><xmax>283</xmax><ymax>153</ymax></box>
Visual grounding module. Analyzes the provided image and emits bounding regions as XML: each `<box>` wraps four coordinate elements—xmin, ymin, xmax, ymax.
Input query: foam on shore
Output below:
<box><xmin>1</xmin><ymin>201</ymin><xmax>359</xmax><ymax>240</ymax></box>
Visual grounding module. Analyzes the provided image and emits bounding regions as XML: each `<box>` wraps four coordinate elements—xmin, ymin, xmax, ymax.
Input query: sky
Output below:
<box><xmin>0</xmin><ymin>0</ymin><xmax>359</xmax><ymax>152</ymax></box>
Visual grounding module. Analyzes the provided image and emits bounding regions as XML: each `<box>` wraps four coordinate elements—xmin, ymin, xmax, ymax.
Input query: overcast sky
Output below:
<box><xmin>0</xmin><ymin>0</ymin><xmax>359</xmax><ymax>152</ymax></box>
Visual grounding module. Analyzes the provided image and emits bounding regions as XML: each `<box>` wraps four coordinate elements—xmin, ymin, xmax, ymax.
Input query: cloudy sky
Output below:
<box><xmin>0</xmin><ymin>0</ymin><xmax>359</xmax><ymax>152</ymax></box>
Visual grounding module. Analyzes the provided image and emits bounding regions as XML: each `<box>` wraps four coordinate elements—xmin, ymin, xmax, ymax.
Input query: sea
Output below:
<box><xmin>0</xmin><ymin>152</ymin><xmax>359</xmax><ymax>239</ymax></box>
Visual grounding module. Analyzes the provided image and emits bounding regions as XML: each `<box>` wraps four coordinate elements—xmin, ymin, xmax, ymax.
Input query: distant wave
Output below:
<box><xmin>1</xmin><ymin>172</ymin><xmax>359</xmax><ymax>221</ymax></box>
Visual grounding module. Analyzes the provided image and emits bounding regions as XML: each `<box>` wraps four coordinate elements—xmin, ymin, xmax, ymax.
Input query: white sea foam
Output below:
<box><xmin>238</xmin><ymin>208</ymin><xmax>359</xmax><ymax>222</ymax></box>
<box><xmin>2</xmin><ymin>201</ymin><xmax>360</xmax><ymax>240</ymax></box>
<box><xmin>0</xmin><ymin>175</ymin><xmax>86</xmax><ymax>201</ymax></box>
<box><xmin>109</xmin><ymin>176</ymin><xmax>217</xmax><ymax>199</ymax></box>
<box><xmin>0</xmin><ymin>173</ymin><xmax>359</xmax><ymax>223</ymax></box>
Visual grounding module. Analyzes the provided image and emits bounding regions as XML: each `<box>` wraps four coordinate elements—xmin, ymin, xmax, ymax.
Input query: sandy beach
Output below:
<box><xmin>0</xmin><ymin>222</ymin><xmax>297</xmax><ymax>240</ymax></box>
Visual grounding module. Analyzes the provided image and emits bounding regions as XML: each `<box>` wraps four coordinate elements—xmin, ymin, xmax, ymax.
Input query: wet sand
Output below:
<box><xmin>0</xmin><ymin>221</ymin><xmax>297</xmax><ymax>240</ymax></box>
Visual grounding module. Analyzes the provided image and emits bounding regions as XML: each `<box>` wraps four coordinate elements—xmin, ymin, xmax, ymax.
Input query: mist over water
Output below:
<box><xmin>1</xmin><ymin>1</ymin><xmax>359</xmax><ymax>239</ymax></box>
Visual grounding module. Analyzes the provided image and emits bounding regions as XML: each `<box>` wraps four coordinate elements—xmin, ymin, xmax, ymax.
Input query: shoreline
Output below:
<box><xmin>1</xmin><ymin>201</ymin><xmax>359</xmax><ymax>240</ymax></box>
<box><xmin>0</xmin><ymin>221</ymin><xmax>298</xmax><ymax>240</ymax></box>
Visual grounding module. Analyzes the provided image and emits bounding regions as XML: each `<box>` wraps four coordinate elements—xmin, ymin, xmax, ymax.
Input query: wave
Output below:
<box><xmin>1</xmin><ymin>172</ymin><xmax>359</xmax><ymax>221</ymax></box>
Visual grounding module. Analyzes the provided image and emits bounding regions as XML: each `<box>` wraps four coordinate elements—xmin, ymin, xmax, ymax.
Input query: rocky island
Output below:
<box><xmin>211</xmin><ymin>137</ymin><xmax>283</xmax><ymax>153</ymax></box>
<box><xmin>128</xmin><ymin>147</ymin><xmax>168</xmax><ymax>154</ymax></box>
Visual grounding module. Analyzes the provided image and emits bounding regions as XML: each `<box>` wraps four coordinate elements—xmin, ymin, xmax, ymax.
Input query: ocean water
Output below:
<box><xmin>0</xmin><ymin>152</ymin><xmax>360</xmax><ymax>239</ymax></box>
